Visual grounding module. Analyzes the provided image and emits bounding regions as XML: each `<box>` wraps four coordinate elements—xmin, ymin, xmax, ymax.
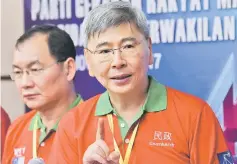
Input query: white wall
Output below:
<box><xmin>1</xmin><ymin>0</ymin><xmax>25</xmax><ymax>121</ymax></box>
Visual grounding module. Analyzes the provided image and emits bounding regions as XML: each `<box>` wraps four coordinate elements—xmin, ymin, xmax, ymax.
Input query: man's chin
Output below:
<box><xmin>25</xmin><ymin>102</ymin><xmax>44</xmax><ymax>110</ymax></box>
<box><xmin>108</xmin><ymin>85</ymin><xmax>133</xmax><ymax>95</ymax></box>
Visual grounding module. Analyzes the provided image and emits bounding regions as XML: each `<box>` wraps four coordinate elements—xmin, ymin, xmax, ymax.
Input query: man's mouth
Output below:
<box><xmin>110</xmin><ymin>74</ymin><xmax>132</xmax><ymax>80</ymax></box>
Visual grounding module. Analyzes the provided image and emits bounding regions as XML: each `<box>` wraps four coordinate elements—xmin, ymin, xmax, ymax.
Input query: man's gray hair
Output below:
<box><xmin>83</xmin><ymin>1</ymin><xmax>149</xmax><ymax>47</ymax></box>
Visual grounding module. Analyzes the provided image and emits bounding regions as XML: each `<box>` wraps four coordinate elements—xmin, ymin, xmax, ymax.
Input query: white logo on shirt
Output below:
<box><xmin>14</xmin><ymin>147</ymin><xmax>26</xmax><ymax>157</ymax></box>
<box><xmin>154</xmin><ymin>131</ymin><xmax>172</xmax><ymax>141</ymax></box>
<box><xmin>149</xmin><ymin>131</ymin><xmax>175</xmax><ymax>147</ymax></box>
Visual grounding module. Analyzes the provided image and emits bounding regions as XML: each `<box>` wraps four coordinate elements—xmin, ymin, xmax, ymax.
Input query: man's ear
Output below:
<box><xmin>63</xmin><ymin>57</ymin><xmax>76</xmax><ymax>81</ymax></box>
<box><xmin>84</xmin><ymin>49</ymin><xmax>94</xmax><ymax>77</ymax></box>
<box><xmin>147</xmin><ymin>37</ymin><xmax>153</xmax><ymax>65</ymax></box>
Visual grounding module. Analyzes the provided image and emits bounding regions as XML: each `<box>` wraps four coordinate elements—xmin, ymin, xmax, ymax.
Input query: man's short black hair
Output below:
<box><xmin>16</xmin><ymin>24</ymin><xmax>76</xmax><ymax>61</ymax></box>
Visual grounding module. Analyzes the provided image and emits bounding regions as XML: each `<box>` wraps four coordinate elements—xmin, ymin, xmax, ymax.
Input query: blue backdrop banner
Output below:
<box><xmin>24</xmin><ymin>0</ymin><xmax>237</xmax><ymax>159</ymax></box>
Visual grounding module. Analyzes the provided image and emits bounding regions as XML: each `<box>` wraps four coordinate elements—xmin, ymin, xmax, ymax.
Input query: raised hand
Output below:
<box><xmin>83</xmin><ymin>118</ymin><xmax>120</xmax><ymax>164</ymax></box>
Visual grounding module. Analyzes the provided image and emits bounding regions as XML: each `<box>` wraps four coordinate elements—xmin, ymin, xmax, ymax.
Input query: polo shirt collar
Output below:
<box><xmin>29</xmin><ymin>94</ymin><xmax>82</xmax><ymax>131</ymax></box>
<box><xmin>95</xmin><ymin>76</ymin><xmax>167</xmax><ymax>116</ymax></box>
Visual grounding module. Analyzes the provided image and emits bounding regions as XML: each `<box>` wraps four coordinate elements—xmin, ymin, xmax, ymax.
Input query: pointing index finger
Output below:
<box><xmin>96</xmin><ymin>118</ymin><xmax>104</xmax><ymax>140</ymax></box>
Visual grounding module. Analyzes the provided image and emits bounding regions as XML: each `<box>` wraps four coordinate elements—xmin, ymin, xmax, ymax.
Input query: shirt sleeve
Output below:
<box><xmin>189</xmin><ymin>103</ymin><xmax>234</xmax><ymax>164</ymax></box>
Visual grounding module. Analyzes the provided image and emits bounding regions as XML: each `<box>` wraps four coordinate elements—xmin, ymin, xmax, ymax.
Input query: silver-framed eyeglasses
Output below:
<box><xmin>84</xmin><ymin>39</ymin><xmax>145</xmax><ymax>62</ymax></box>
<box><xmin>10</xmin><ymin>59</ymin><xmax>65</xmax><ymax>81</ymax></box>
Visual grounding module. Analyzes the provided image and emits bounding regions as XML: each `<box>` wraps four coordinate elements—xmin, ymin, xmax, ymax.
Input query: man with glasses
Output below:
<box><xmin>49</xmin><ymin>1</ymin><xmax>232</xmax><ymax>164</ymax></box>
<box><xmin>2</xmin><ymin>25</ymin><xmax>83</xmax><ymax>164</ymax></box>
